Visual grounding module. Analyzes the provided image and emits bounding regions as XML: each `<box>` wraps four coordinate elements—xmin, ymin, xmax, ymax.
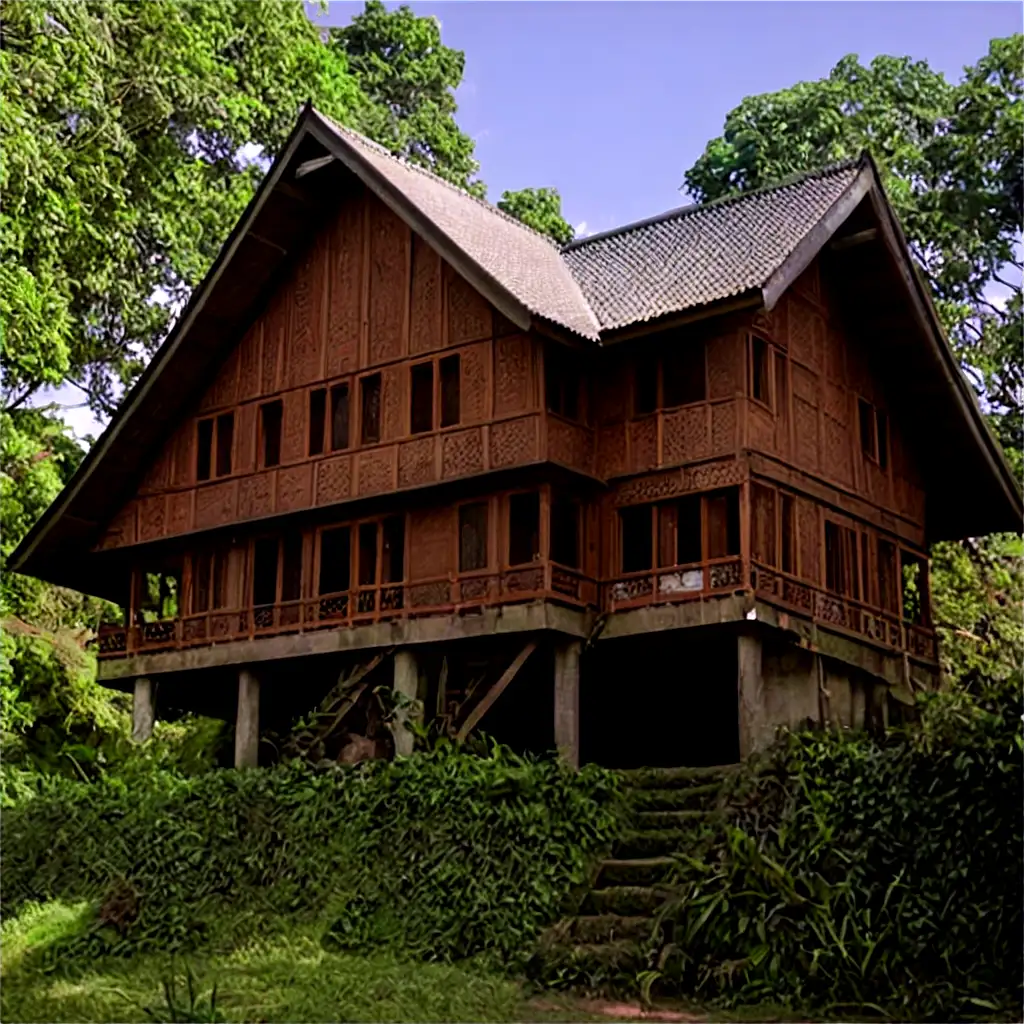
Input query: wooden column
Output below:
<box><xmin>391</xmin><ymin>649</ymin><xmax>419</xmax><ymax>757</ymax></box>
<box><xmin>132</xmin><ymin>677</ymin><xmax>155</xmax><ymax>743</ymax></box>
<box><xmin>737</xmin><ymin>633</ymin><xmax>765</xmax><ymax>759</ymax></box>
<box><xmin>554</xmin><ymin>639</ymin><xmax>581</xmax><ymax>769</ymax></box>
<box><xmin>234</xmin><ymin>668</ymin><xmax>260</xmax><ymax>769</ymax></box>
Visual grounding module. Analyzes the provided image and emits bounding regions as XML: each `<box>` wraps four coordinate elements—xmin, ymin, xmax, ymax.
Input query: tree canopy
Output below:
<box><xmin>497</xmin><ymin>188</ymin><xmax>575</xmax><ymax>245</ymax></box>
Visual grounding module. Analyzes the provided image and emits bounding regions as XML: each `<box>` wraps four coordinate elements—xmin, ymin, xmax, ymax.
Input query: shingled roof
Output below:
<box><xmin>561</xmin><ymin>162</ymin><xmax>863</xmax><ymax>331</ymax></box>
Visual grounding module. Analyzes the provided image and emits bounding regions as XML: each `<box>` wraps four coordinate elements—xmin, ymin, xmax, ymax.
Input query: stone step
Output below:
<box><xmin>613</xmin><ymin>826</ymin><xmax>715</xmax><ymax>859</ymax></box>
<box><xmin>619</xmin><ymin>764</ymin><xmax>738</xmax><ymax>789</ymax></box>
<box><xmin>633</xmin><ymin>808</ymin><xmax>714</xmax><ymax>830</ymax></box>
<box><xmin>556</xmin><ymin>914</ymin><xmax>655</xmax><ymax>944</ymax></box>
<box><xmin>582</xmin><ymin>885</ymin><xmax>666</xmax><ymax>916</ymax></box>
<box><xmin>598</xmin><ymin>856</ymin><xmax>676</xmax><ymax>888</ymax></box>
<box><xmin>628</xmin><ymin>782</ymin><xmax>722</xmax><ymax>812</ymax></box>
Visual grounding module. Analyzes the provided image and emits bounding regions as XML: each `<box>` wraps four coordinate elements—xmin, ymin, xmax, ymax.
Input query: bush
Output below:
<box><xmin>2</xmin><ymin>743</ymin><xmax>623</xmax><ymax>970</ymax></box>
<box><xmin>653</xmin><ymin>672</ymin><xmax>1023</xmax><ymax>1020</ymax></box>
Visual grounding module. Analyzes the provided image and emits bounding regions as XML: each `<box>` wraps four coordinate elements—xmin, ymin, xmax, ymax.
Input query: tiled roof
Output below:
<box><xmin>560</xmin><ymin>163</ymin><xmax>863</xmax><ymax>332</ymax></box>
<box><xmin>316</xmin><ymin>113</ymin><xmax>603</xmax><ymax>340</ymax></box>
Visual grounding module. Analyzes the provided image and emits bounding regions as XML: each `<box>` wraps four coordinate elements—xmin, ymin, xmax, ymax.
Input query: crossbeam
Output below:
<box><xmin>455</xmin><ymin>641</ymin><xmax>538</xmax><ymax>742</ymax></box>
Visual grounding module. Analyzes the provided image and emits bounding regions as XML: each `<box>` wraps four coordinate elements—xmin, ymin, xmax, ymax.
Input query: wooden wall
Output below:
<box><xmin>96</xmin><ymin>187</ymin><xmax>546</xmax><ymax>551</ymax></box>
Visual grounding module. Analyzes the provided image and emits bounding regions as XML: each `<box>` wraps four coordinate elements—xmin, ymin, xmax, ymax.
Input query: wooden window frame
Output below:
<box><xmin>457</xmin><ymin>498</ymin><xmax>491</xmax><ymax>573</ymax></box>
<box><xmin>631</xmin><ymin>338</ymin><xmax>708</xmax><ymax>417</ymax></box>
<box><xmin>196</xmin><ymin>413</ymin><xmax>234</xmax><ymax>482</ymax></box>
<box><xmin>314</xmin><ymin>513</ymin><xmax>407</xmax><ymax>596</ymax></box>
<box><xmin>358</xmin><ymin>372</ymin><xmax>382</xmax><ymax>446</ymax></box>
<box><xmin>857</xmin><ymin>396</ymin><xmax>890</xmax><ymax>469</ymax></box>
<box><xmin>545</xmin><ymin>343</ymin><xmax>585</xmax><ymax>423</ymax></box>
<box><xmin>408</xmin><ymin>353</ymin><xmax>463</xmax><ymax>434</ymax></box>
<box><xmin>747</xmin><ymin>333</ymin><xmax>774</xmax><ymax>412</ymax></box>
<box><xmin>258</xmin><ymin>399</ymin><xmax>283</xmax><ymax>469</ymax></box>
<box><xmin>506</xmin><ymin>489</ymin><xmax>542</xmax><ymax>568</ymax></box>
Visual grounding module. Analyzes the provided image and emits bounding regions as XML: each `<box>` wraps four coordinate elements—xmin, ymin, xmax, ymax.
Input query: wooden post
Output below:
<box><xmin>132</xmin><ymin>677</ymin><xmax>155</xmax><ymax>743</ymax></box>
<box><xmin>737</xmin><ymin>632</ymin><xmax>764</xmax><ymax>759</ymax></box>
<box><xmin>391</xmin><ymin>649</ymin><xmax>419</xmax><ymax>757</ymax></box>
<box><xmin>234</xmin><ymin>668</ymin><xmax>260</xmax><ymax>769</ymax></box>
<box><xmin>554</xmin><ymin>639</ymin><xmax>581</xmax><ymax>769</ymax></box>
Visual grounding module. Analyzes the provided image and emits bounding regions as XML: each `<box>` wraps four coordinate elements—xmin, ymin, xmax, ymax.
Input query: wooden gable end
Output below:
<box><xmin>95</xmin><ymin>187</ymin><xmax>539</xmax><ymax>552</ymax></box>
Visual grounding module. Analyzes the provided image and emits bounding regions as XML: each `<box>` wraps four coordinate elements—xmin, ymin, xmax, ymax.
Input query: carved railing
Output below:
<box><xmin>604</xmin><ymin>556</ymin><xmax>746</xmax><ymax>612</ymax></box>
<box><xmin>750</xmin><ymin>562</ymin><xmax>938</xmax><ymax>662</ymax></box>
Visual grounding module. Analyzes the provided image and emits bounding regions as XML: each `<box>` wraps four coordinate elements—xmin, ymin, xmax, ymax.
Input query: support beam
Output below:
<box><xmin>737</xmin><ymin>633</ymin><xmax>765</xmax><ymax>759</ymax></box>
<box><xmin>132</xmin><ymin>677</ymin><xmax>155</xmax><ymax>743</ymax></box>
<box><xmin>554</xmin><ymin>640</ymin><xmax>581</xmax><ymax>769</ymax></box>
<box><xmin>456</xmin><ymin>641</ymin><xmax>538</xmax><ymax>743</ymax></box>
<box><xmin>391</xmin><ymin>649</ymin><xmax>420</xmax><ymax>757</ymax></box>
<box><xmin>234</xmin><ymin>668</ymin><xmax>260</xmax><ymax>769</ymax></box>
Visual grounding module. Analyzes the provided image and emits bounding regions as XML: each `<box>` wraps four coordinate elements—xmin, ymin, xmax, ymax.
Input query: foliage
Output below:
<box><xmin>329</xmin><ymin>0</ymin><xmax>483</xmax><ymax>196</ymax></box>
<box><xmin>498</xmin><ymin>188</ymin><xmax>575</xmax><ymax>245</ymax></box>
<box><xmin>651</xmin><ymin>672</ymin><xmax>1023</xmax><ymax>1020</ymax></box>
<box><xmin>3</xmin><ymin>746</ymin><xmax>622</xmax><ymax>971</ymax></box>
<box><xmin>685</xmin><ymin>41</ymin><xmax>1023</xmax><ymax>471</ymax></box>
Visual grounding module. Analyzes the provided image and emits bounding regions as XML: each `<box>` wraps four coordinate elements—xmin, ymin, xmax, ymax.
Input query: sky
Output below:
<box><xmin>52</xmin><ymin>1</ymin><xmax>1020</xmax><ymax>440</ymax></box>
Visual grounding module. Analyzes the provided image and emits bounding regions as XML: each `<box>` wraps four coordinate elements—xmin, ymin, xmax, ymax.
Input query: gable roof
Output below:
<box><xmin>8</xmin><ymin>108</ymin><xmax>1021</xmax><ymax>590</ymax></box>
<box><xmin>562</xmin><ymin>161</ymin><xmax>863</xmax><ymax>332</ymax></box>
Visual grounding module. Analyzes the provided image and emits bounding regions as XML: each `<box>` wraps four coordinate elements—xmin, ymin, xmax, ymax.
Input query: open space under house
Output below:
<box><xmin>11</xmin><ymin>105</ymin><xmax>1021</xmax><ymax>769</ymax></box>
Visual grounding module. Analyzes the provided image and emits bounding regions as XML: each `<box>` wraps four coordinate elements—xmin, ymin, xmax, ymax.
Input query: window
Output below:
<box><xmin>360</xmin><ymin>374</ymin><xmax>381</xmax><ymax>444</ymax></box>
<box><xmin>260</xmin><ymin>400</ymin><xmax>282</xmax><ymax>468</ymax></box>
<box><xmin>551</xmin><ymin>497</ymin><xmax>581</xmax><ymax>568</ymax></box>
<box><xmin>309</xmin><ymin>389</ymin><xmax>327</xmax><ymax>456</ymax></box>
<box><xmin>318</xmin><ymin>526</ymin><xmax>351</xmax><ymax>595</ymax></box>
<box><xmin>281</xmin><ymin>533</ymin><xmax>303</xmax><ymax>603</ymax></box>
<box><xmin>780</xmin><ymin>494</ymin><xmax>796</xmax><ymax>574</ymax></box>
<box><xmin>546</xmin><ymin>345</ymin><xmax>582</xmax><ymax>421</ymax></box>
<box><xmin>215</xmin><ymin>413</ymin><xmax>234</xmax><ymax>477</ymax></box>
<box><xmin>825</xmin><ymin>521</ymin><xmax>862</xmax><ymax>599</ymax></box>
<box><xmin>440</xmin><ymin>354</ymin><xmax>461</xmax><ymax>427</ymax></box>
<box><xmin>662</xmin><ymin>344</ymin><xmax>706</xmax><ymax>408</ymax></box>
<box><xmin>331</xmin><ymin>383</ymin><xmax>351</xmax><ymax>451</ymax></box>
<box><xmin>749</xmin><ymin>336</ymin><xmax>771</xmax><ymax>407</ymax></box>
<box><xmin>620</xmin><ymin>505</ymin><xmax>653</xmax><ymax>573</ymax></box>
<box><xmin>135</xmin><ymin>564</ymin><xmax>182</xmax><ymax>622</ymax></box>
<box><xmin>191</xmin><ymin>549</ymin><xmax>229</xmax><ymax>613</ymax></box>
<box><xmin>358</xmin><ymin>522</ymin><xmax>378</xmax><ymax>586</ymax></box>
<box><xmin>410</xmin><ymin>362</ymin><xmax>434</xmax><ymax>434</ymax></box>
<box><xmin>751</xmin><ymin>483</ymin><xmax>777</xmax><ymax>565</ymax></box>
<box><xmin>634</xmin><ymin>355</ymin><xmax>658</xmax><ymax>415</ymax></box>
<box><xmin>382</xmin><ymin>516</ymin><xmax>405</xmax><ymax>583</ymax></box>
<box><xmin>859</xmin><ymin>398</ymin><xmax>890</xmax><ymax>469</ymax></box>
<box><xmin>508</xmin><ymin>491</ymin><xmax>541</xmax><ymax>566</ymax></box>
<box><xmin>459</xmin><ymin>502</ymin><xmax>489</xmax><ymax>572</ymax></box>
<box><xmin>878</xmin><ymin>539</ymin><xmax>898</xmax><ymax>614</ymax></box>
<box><xmin>901</xmin><ymin>551</ymin><xmax>928</xmax><ymax>624</ymax></box>
<box><xmin>775</xmin><ymin>351</ymin><xmax>789</xmax><ymax>427</ymax></box>
<box><xmin>252</xmin><ymin>537</ymin><xmax>279</xmax><ymax>608</ymax></box>
<box><xmin>705</xmin><ymin>489</ymin><xmax>740</xmax><ymax>559</ymax></box>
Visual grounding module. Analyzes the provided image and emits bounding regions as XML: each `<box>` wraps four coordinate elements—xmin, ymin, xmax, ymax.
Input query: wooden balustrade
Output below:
<box><xmin>603</xmin><ymin>557</ymin><xmax>746</xmax><ymax>612</ymax></box>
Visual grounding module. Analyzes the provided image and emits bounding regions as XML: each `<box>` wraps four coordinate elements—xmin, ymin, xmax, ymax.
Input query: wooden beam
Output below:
<box><xmin>320</xmin><ymin>650</ymin><xmax>389</xmax><ymax>733</ymax></box>
<box><xmin>830</xmin><ymin>227</ymin><xmax>878</xmax><ymax>251</ymax></box>
<box><xmin>455</xmin><ymin>641</ymin><xmax>538</xmax><ymax>742</ymax></box>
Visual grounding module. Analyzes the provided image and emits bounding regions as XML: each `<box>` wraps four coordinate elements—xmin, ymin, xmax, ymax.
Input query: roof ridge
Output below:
<box><xmin>313</xmin><ymin>109</ymin><xmax>562</xmax><ymax>250</ymax></box>
<box><xmin>560</xmin><ymin>155</ymin><xmax>866</xmax><ymax>253</ymax></box>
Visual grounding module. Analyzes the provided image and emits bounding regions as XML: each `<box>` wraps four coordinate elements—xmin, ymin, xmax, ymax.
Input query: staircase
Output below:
<box><xmin>534</xmin><ymin>764</ymin><xmax>736</xmax><ymax>989</ymax></box>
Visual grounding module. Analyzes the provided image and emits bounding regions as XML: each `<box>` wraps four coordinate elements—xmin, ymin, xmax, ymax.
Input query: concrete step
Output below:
<box><xmin>628</xmin><ymin>782</ymin><xmax>722</xmax><ymax>812</ymax></box>
<box><xmin>619</xmin><ymin>764</ymin><xmax>738</xmax><ymax>789</ymax></box>
<box><xmin>598</xmin><ymin>856</ymin><xmax>676</xmax><ymax>887</ymax></box>
<box><xmin>582</xmin><ymin>885</ymin><xmax>666</xmax><ymax>916</ymax></box>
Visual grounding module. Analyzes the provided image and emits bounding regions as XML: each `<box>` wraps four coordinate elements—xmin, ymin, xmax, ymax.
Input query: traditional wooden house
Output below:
<box><xmin>11</xmin><ymin>106</ymin><xmax>1020</xmax><ymax>769</ymax></box>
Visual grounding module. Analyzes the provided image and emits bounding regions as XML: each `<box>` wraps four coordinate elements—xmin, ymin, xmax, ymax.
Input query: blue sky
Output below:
<box><xmin>314</xmin><ymin>1</ymin><xmax>1020</xmax><ymax>237</ymax></box>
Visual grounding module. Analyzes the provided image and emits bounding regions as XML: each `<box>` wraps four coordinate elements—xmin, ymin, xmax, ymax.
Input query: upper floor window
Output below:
<box><xmin>751</xmin><ymin>482</ymin><xmax>796</xmax><ymax>574</ymax></box>
<box><xmin>410</xmin><ymin>354</ymin><xmax>462</xmax><ymax>434</ymax></box>
<box><xmin>360</xmin><ymin>373</ymin><xmax>382</xmax><ymax>445</ymax></box>
<box><xmin>191</xmin><ymin>548</ymin><xmax>229</xmax><ymax>613</ymax></box>
<box><xmin>748</xmin><ymin>335</ymin><xmax>771</xmax><ymax>408</ymax></box>
<box><xmin>459</xmin><ymin>501</ymin><xmax>489</xmax><ymax>572</ymax></box>
<box><xmin>632</xmin><ymin>340</ymin><xmax>706</xmax><ymax>415</ymax></box>
<box><xmin>858</xmin><ymin>398</ymin><xmax>889</xmax><ymax>470</ymax></box>
<box><xmin>309</xmin><ymin>385</ymin><xmax>350</xmax><ymax>456</ymax></box>
<box><xmin>551</xmin><ymin>496</ymin><xmax>581</xmax><ymax>569</ymax></box>
<box><xmin>545</xmin><ymin>345</ymin><xmax>583</xmax><ymax>421</ymax></box>
<box><xmin>508</xmin><ymin>491</ymin><xmax>541</xmax><ymax>566</ymax></box>
<box><xmin>260</xmin><ymin>400</ymin><xmax>282</xmax><ymax>468</ymax></box>
<box><xmin>196</xmin><ymin>412</ymin><xmax>234</xmax><ymax>481</ymax></box>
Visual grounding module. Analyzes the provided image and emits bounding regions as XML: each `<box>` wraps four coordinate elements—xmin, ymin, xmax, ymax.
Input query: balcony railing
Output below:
<box><xmin>603</xmin><ymin>557</ymin><xmax>746</xmax><ymax>612</ymax></box>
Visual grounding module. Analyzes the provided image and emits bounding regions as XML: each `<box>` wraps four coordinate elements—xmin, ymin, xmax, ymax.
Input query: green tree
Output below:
<box><xmin>497</xmin><ymin>187</ymin><xmax>575</xmax><ymax>245</ymax></box>
<box><xmin>329</xmin><ymin>0</ymin><xmax>483</xmax><ymax>196</ymax></box>
<box><xmin>0</xmin><ymin>0</ymin><xmax>364</xmax><ymax>417</ymax></box>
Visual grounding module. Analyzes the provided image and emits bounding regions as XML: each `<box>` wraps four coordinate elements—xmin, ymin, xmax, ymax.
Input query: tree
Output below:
<box><xmin>0</xmin><ymin>0</ymin><xmax>364</xmax><ymax>418</ymax></box>
<box><xmin>685</xmin><ymin>41</ymin><xmax>1024</xmax><ymax>682</ymax></box>
<box><xmin>497</xmin><ymin>187</ymin><xmax>575</xmax><ymax>245</ymax></box>
<box><xmin>329</xmin><ymin>0</ymin><xmax>483</xmax><ymax>196</ymax></box>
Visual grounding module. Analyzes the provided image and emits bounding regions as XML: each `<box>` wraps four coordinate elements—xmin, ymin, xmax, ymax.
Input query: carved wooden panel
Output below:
<box><xmin>409</xmin><ymin>507</ymin><xmax>454</xmax><ymax>579</ymax></box>
<box><xmin>490</xmin><ymin>415</ymin><xmax>538</xmax><ymax>468</ymax></box>
<box><xmin>547</xmin><ymin>418</ymin><xmax>594</xmax><ymax>475</ymax></box>
<box><xmin>494</xmin><ymin>334</ymin><xmax>532</xmax><ymax>415</ymax></box>
<box><xmin>442</xmin><ymin>428</ymin><xmax>485</xmax><ymax>479</ymax></box>
<box><xmin>447</xmin><ymin>266</ymin><xmax>492</xmax><ymax>346</ymax></box>
<box><xmin>711</xmin><ymin>401</ymin><xmax>738</xmax><ymax>456</ymax></box>
<box><xmin>96</xmin><ymin>505</ymin><xmax>136</xmax><ymax>550</ymax></box>
<box><xmin>461</xmin><ymin>341</ymin><xmax>489</xmax><ymax>424</ymax></box>
<box><xmin>138</xmin><ymin>447</ymin><xmax>171</xmax><ymax>495</ymax></box>
<box><xmin>262</xmin><ymin>289</ymin><xmax>287</xmax><ymax>394</ymax></box>
<box><xmin>788</xmin><ymin>298</ymin><xmax>823</xmax><ymax>372</ymax></box>
<box><xmin>237</xmin><ymin>322</ymin><xmax>262</xmax><ymax>402</ymax></box>
<box><xmin>410</xmin><ymin>236</ymin><xmax>442</xmax><ymax>355</ymax></box>
<box><xmin>398</xmin><ymin>437</ymin><xmax>436</xmax><ymax>489</ymax></box>
<box><xmin>794</xmin><ymin>397</ymin><xmax>819</xmax><ymax>472</ymax></box>
<box><xmin>168</xmin><ymin>491</ymin><xmax>192</xmax><ymax>535</ymax></box>
<box><xmin>280</xmin><ymin>389</ymin><xmax>306</xmax><ymax>465</ymax></box>
<box><xmin>356</xmin><ymin>448</ymin><xmax>396</xmax><ymax>496</ymax></box>
<box><xmin>276</xmin><ymin>464</ymin><xmax>313</xmax><ymax>514</ymax></box>
<box><xmin>823</xmin><ymin>380</ymin><xmax>847</xmax><ymax>424</ymax></box>
<box><xmin>629</xmin><ymin>418</ymin><xmax>658</xmax><ymax>473</ymax></box>
<box><xmin>795</xmin><ymin>495</ymin><xmax>820</xmax><ymax>584</ymax></box>
<box><xmin>614</xmin><ymin>458</ymin><xmax>746</xmax><ymax>507</ymax></box>
<box><xmin>381</xmin><ymin>365</ymin><xmax>405</xmax><ymax>442</ymax></box>
<box><xmin>238</xmin><ymin>473</ymin><xmax>275</xmax><ymax>520</ymax></box>
<box><xmin>824</xmin><ymin>414</ymin><xmax>852</xmax><ymax>486</ymax></box>
<box><xmin>707</xmin><ymin>333</ymin><xmax>739</xmax><ymax>400</ymax></box>
<box><xmin>315</xmin><ymin>455</ymin><xmax>352</xmax><ymax>506</ymax></box>
<box><xmin>327</xmin><ymin>192</ymin><xmax>363</xmax><ymax>379</ymax></box>
<box><xmin>200</xmin><ymin>347</ymin><xmax>239</xmax><ymax>413</ymax></box>
<box><xmin>137</xmin><ymin>495</ymin><xmax>167</xmax><ymax>543</ymax></box>
<box><xmin>597</xmin><ymin>425</ymin><xmax>628</xmax><ymax>478</ymax></box>
<box><xmin>368</xmin><ymin>201</ymin><xmax>408</xmax><ymax>366</ymax></box>
<box><xmin>662</xmin><ymin>405</ymin><xmax>709</xmax><ymax>464</ymax></box>
<box><xmin>234</xmin><ymin>403</ymin><xmax>258</xmax><ymax>476</ymax></box>
<box><xmin>748</xmin><ymin>404</ymin><xmax>776</xmax><ymax>455</ymax></box>
<box><xmin>194</xmin><ymin>482</ymin><xmax>237</xmax><ymax>529</ymax></box>
<box><xmin>286</xmin><ymin>232</ymin><xmax>327</xmax><ymax>388</ymax></box>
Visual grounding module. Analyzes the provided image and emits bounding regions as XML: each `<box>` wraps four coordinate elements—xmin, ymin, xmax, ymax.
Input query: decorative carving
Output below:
<box><xmin>502</xmin><ymin>567</ymin><xmax>544</xmax><ymax>594</ymax></box>
<box><xmin>490</xmin><ymin>415</ymin><xmax>538</xmax><ymax>468</ymax></box>
<box><xmin>611</xmin><ymin>575</ymin><xmax>653</xmax><ymax>603</ymax></box>
<box><xmin>711</xmin><ymin>401</ymin><xmax>737</xmax><ymax>455</ymax></box>
<box><xmin>788</xmin><ymin>298</ymin><xmax>822</xmax><ymax>371</ymax></box>
<box><xmin>356</xmin><ymin>448</ymin><xmax>395</xmax><ymax>495</ymax></box>
<box><xmin>551</xmin><ymin>567</ymin><xmax>581</xmax><ymax>599</ymax></box>
<box><xmin>172</xmin><ymin>424</ymin><xmax>195</xmax><ymax>487</ymax></box>
<box><xmin>137</xmin><ymin>495</ymin><xmax>167</xmax><ymax>542</ymax></box>
<box><xmin>410</xmin><ymin>236</ymin><xmax>442</xmax><ymax>354</ymax></box>
<box><xmin>794</xmin><ymin>397</ymin><xmax>819</xmax><ymax>471</ymax></box>
<box><xmin>194</xmin><ymin>481</ymin><xmax>237</xmax><ymax>529</ymax></box>
<box><xmin>460</xmin><ymin>575</ymin><xmax>492</xmax><ymax>601</ymax></box>
<box><xmin>368</xmin><ymin>201</ymin><xmax>408</xmax><ymax>365</ymax></box>
<box><xmin>447</xmin><ymin>267</ymin><xmax>492</xmax><ymax>345</ymax></box>
<box><xmin>96</xmin><ymin>505</ymin><xmax>137</xmax><ymax>550</ymax></box>
<box><xmin>238</xmin><ymin>473</ymin><xmax>274</xmax><ymax>519</ymax></box>
<box><xmin>709</xmin><ymin>559</ymin><xmax>743</xmax><ymax>589</ymax></box>
<box><xmin>616</xmin><ymin>470</ymin><xmax>685</xmax><ymax>506</ymax></box>
<box><xmin>629</xmin><ymin>417</ymin><xmax>658</xmax><ymax>472</ymax></box>
<box><xmin>662</xmin><ymin>405</ymin><xmax>709</xmax><ymax>464</ymax></box>
<box><xmin>748</xmin><ymin>404</ymin><xmax>776</xmax><ymax>454</ymax></box>
<box><xmin>237</xmin><ymin>323</ymin><xmax>262</xmax><ymax>401</ymax></box>
<box><xmin>442</xmin><ymin>428</ymin><xmax>485</xmax><ymax>479</ymax></box>
<box><xmin>409</xmin><ymin>507</ymin><xmax>453</xmax><ymax>579</ymax></box>
<box><xmin>138</xmin><ymin>449</ymin><xmax>171</xmax><ymax>495</ymax></box>
<box><xmin>316</xmin><ymin>455</ymin><xmax>352</xmax><ymax>505</ymax></box>
<box><xmin>327</xmin><ymin>194</ymin><xmax>362</xmax><ymax>378</ymax></box>
<box><xmin>823</xmin><ymin>380</ymin><xmax>847</xmax><ymax>423</ymax></box>
<box><xmin>823</xmin><ymin>413</ymin><xmax>852</xmax><ymax>486</ymax></box>
<box><xmin>494</xmin><ymin>334</ymin><xmax>531</xmax><ymax>415</ymax></box>
<box><xmin>597</xmin><ymin>425</ymin><xmax>628</xmax><ymax>479</ymax></box>
<box><xmin>381</xmin><ymin>366</ymin><xmax>404</xmax><ymax>442</ymax></box>
<box><xmin>460</xmin><ymin>342</ymin><xmax>489</xmax><ymax>424</ymax></box>
<box><xmin>547</xmin><ymin>418</ymin><xmax>594</xmax><ymax>474</ymax></box>
<box><xmin>200</xmin><ymin>347</ymin><xmax>239</xmax><ymax>412</ymax></box>
<box><xmin>286</xmin><ymin>235</ymin><xmax>326</xmax><ymax>388</ymax></box>
<box><xmin>398</xmin><ymin>437</ymin><xmax>436</xmax><ymax>488</ymax></box>
<box><xmin>706</xmin><ymin>333</ymin><xmax>738</xmax><ymax>400</ymax></box>
<box><xmin>408</xmin><ymin>581</ymin><xmax>450</xmax><ymax>607</ymax></box>
<box><xmin>168</xmin><ymin>492</ymin><xmax>192</xmax><ymax>534</ymax></box>
<box><xmin>234</xmin><ymin>403</ymin><xmax>258</xmax><ymax>475</ymax></box>
<box><xmin>686</xmin><ymin>459</ymin><xmax>745</xmax><ymax>493</ymax></box>
<box><xmin>262</xmin><ymin>290</ymin><xmax>286</xmax><ymax>393</ymax></box>
<box><xmin>795</xmin><ymin>497</ymin><xmax>820</xmax><ymax>584</ymax></box>
<box><xmin>791</xmin><ymin>362</ymin><xmax>818</xmax><ymax>403</ymax></box>
<box><xmin>280</xmin><ymin>389</ymin><xmax>306</xmax><ymax>464</ymax></box>
<box><xmin>276</xmin><ymin>464</ymin><xmax>313</xmax><ymax>513</ymax></box>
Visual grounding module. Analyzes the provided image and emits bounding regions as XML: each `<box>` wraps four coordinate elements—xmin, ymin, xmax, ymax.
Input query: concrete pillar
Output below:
<box><xmin>391</xmin><ymin>649</ymin><xmax>420</xmax><ymax>757</ymax></box>
<box><xmin>234</xmin><ymin>668</ymin><xmax>260</xmax><ymax>769</ymax></box>
<box><xmin>554</xmin><ymin>639</ymin><xmax>581</xmax><ymax>769</ymax></box>
<box><xmin>132</xmin><ymin>677</ymin><xmax>155</xmax><ymax>743</ymax></box>
<box><xmin>737</xmin><ymin>633</ymin><xmax>765</xmax><ymax>759</ymax></box>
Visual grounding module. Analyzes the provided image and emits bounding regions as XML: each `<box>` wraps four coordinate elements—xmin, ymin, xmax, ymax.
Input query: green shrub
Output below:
<box><xmin>653</xmin><ymin>672</ymin><xmax>1023</xmax><ymax>1020</ymax></box>
<box><xmin>2</xmin><ymin>744</ymin><xmax>623</xmax><ymax>970</ymax></box>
